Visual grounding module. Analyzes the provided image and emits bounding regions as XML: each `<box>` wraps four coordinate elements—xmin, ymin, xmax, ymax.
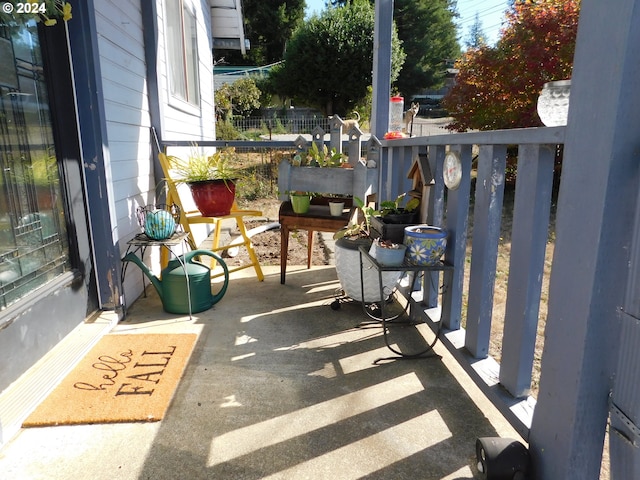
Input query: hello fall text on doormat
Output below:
<box><xmin>23</xmin><ymin>333</ymin><xmax>198</xmax><ymax>427</ymax></box>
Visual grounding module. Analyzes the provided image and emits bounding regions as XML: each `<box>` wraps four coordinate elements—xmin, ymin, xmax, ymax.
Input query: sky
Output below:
<box><xmin>304</xmin><ymin>0</ymin><xmax>510</xmax><ymax>47</ymax></box>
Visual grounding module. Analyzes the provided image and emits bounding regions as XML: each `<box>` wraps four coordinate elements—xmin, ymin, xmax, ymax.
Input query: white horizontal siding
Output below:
<box><xmin>98</xmin><ymin>42</ymin><xmax>147</xmax><ymax>83</ymax></box>
<box><xmin>103</xmin><ymin>99</ymin><xmax>151</xmax><ymax>129</ymax></box>
<box><xmin>106</xmin><ymin>122</ymin><xmax>151</xmax><ymax>144</ymax></box>
<box><xmin>95</xmin><ymin>0</ymin><xmax>144</xmax><ymax>52</ymax></box>
<box><xmin>109</xmin><ymin>142</ymin><xmax>153</xmax><ymax>177</ymax></box>
<box><xmin>94</xmin><ymin>0</ymin><xmax>153</xmax><ymax>306</ymax></box>
<box><xmin>210</xmin><ymin>0</ymin><xmax>243</xmax><ymax>38</ymax></box>
<box><xmin>90</xmin><ymin>0</ymin><xmax>217</xmax><ymax>305</ymax></box>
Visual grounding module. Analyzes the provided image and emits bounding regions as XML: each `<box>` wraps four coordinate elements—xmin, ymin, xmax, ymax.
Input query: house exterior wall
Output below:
<box><xmin>151</xmin><ymin>0</ymin><xmax>217</xmax><ymax>249</ymax></box>
<box><xmin>1</xmin><ymin>0</ymin><xmax>217</xmax><ymax>391</ymax></box>
<box><xmin>92</xmin><ymin>0</ymin><xmax>153</xmax><ymax>304</ymax></box>
<box><xmin>0</xmin><ymin>0</ymin><xmax>218</xmax><ymax>445</ymax></box>
<box><xmin>92</xmin><ymin>0</ymin><xmax>216</xmax><ymax>305</ymax></box>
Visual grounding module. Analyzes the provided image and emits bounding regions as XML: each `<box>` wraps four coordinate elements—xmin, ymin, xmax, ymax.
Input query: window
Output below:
<box><xmin>166</xmin><ymin>0</ymin><xmax>200</xmax><ymax>107</ymax></box>
<box><xmin>0</xmin><ymin>22</ymin><xmax>71</xmax><ymax>310</ymax></box>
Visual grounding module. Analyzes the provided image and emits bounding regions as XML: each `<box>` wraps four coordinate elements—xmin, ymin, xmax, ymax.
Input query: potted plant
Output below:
<box><xmin>333</xmin><ymin>198</ymin><xmax>403</xmax><ymax>303</ymax></box>
<box><xmin>288</xmin><ymin>191</ymin><xmax>313</xmax><ymax>214</ymax></box>
<box><xmin>329</xmin><ymin>199</ymin><xmax>345</xmax><ymax>216</ymax></box>
<box><xmin>304</xmin><ymin>142</ymin><xmax>346</xmax><ymax>167</ymax></box>
<box><xmin>170</xmin><ymin>147</ymin><xmax>238</xmax><ymax>216</ymax></box>
<box><xmin>369</xmin><ymin>238</ymin><xmax>407</xmax><ymax>266</ymax></box>
<box><xmin>286</xmin><ymin>144</ymin><xmax>351</xmax><ymax>213</ymax></box>
<box><xmin>378</xmin><ymin>193</ymin><xmax>420</xmax><ymax>223</ymax></box>
<box><xmin>404</xmin><ymin>225</ymin><xmax>448</xmax><ymax>266</ymax></box>
<box><xmin>370</xmin><ymin>193</ymin><xmax>420</xmax><ymax>244</ymax></box>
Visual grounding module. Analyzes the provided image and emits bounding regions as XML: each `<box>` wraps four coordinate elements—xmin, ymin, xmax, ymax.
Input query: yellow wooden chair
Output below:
<box><xmin>158</xmin><ymin>152</ymin><xmax>264</xmax><ymax>281</ymax></box>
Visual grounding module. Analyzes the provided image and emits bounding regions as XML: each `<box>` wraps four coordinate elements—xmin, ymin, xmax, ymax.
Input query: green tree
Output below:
<box><xmin>465</xmin><ymin>13</ymin><xmax>487</xmax><ymax>50</ymax></box>
<box><xmin>443</xmin><ymin>0</ymin><xmax>580</xmax><ymax>131</ymax></box>
<box><xmin>393</xmin><ymin>0</ymin><xmax>460</xmax><ymax>100</ymax></box>
<box><xmin>217</xmin><ymin>0</ymin><xmax>305</xmax><ymax>65</ymax></box>
<box><xmin>269</xmin><ymin>0</ymin><xmax>405</xmax><ymax>116</ymax></box>
<box><xmin>215</xmin><ymin>77</ymin><xmax>262</xmax><ymax>121</ymax></box>
<box><xmin>332</xmin><ymin>0</ymin><xmax>459</xmax><ymax>99</ymax></box>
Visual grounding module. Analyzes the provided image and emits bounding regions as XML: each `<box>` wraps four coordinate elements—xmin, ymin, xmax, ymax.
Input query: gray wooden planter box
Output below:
<box><xmin>277</xmin><ymin>129</ymin><xmax>380</xmax><ymax>202</ymax></box>
<box><xmin>278</xmin><ymin>160</ymin><xmax>378</xmax><ymax>202</ymax></box>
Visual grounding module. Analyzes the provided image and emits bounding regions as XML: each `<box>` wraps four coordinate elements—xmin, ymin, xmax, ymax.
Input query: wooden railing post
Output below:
<box><xmin>465</xmin><ymin>144</ymin><xmax>508</xmax><ymax>359</ymax></box>
<box><xmin>352</xmin><ymin>160</ymin><xmax>378</xmax><ymax>204</ymax></box>
<box><xmin>311</xmin><ymin>125</ymin><xmax>325</xmax><ymax>154</ymax></box>
<box><xmin>440</xmin><ymin>145</ymin><xmax>472</xmax><ymax>331</ymax></box>
<box><xmin>500</xmin><ymin>144</ymin><xmax>555</xmax><ymax>397</ymax></box>
<box><xmin>277</xmin><ymin>159</ymin><xmax>292</xmax><ymax>201</ymax></box>
<box><xmin>329</xmin><ymin>115</ymin><xmax>344</xmax><ymax>154</ymax></box>
<box><xmin>420</xmin><ymin>145</ymin><xmax>445</xmax><ymax>309</ymax></box>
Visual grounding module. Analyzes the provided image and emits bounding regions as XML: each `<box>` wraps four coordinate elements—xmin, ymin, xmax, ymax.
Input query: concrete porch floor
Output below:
<box><xmin>0</xmin><ymin>265</ymin><xmax>523</xmax><ymax>479</ymax></box>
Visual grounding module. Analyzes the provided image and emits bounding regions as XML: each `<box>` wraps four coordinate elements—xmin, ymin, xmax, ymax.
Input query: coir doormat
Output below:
<box><xmin>23</xmin><ymin>333</ymin><xmax>197</xmax><ymax>427</ymax></box>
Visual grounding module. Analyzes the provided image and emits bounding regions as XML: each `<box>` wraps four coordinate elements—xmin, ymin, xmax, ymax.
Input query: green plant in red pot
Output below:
<box><xmin>170</xmin><ymin>147</ymin><xmax>238</xmax><ymax>216</ymax></box>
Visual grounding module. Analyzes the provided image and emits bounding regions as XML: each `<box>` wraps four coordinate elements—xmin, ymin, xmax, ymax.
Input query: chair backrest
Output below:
<box><xmin>157</xmin><ymin>152</ymin><xmax>184</xmax><ymax>211</ymax></box>
<box><xmin>157</xmin><ymin>152</ymin><xmax>213</xmax><ymax>248</ymax></box>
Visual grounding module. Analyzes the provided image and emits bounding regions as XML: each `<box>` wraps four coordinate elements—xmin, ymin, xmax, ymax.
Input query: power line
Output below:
<box><xmin>456</xmin><ymin>4</ymin><xmax>508</xmax><ymax>28</ymax></box>
<box><xmin>455</xmin><ymin>0</ymin><xmax>510</xmax><ymax>43</ymax></box>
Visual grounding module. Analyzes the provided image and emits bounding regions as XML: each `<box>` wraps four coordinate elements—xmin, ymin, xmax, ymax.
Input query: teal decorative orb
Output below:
<box><xmin>144</xmin><ymin>209</ymin><xmax>176</xmax><ymax>240</ymax></box>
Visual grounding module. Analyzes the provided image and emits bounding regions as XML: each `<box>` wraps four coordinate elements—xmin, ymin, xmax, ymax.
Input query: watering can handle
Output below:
<box><xmin>184</xmin><ymin>249</ymin><xmax>230</xmax><ymax>305</ymax></box>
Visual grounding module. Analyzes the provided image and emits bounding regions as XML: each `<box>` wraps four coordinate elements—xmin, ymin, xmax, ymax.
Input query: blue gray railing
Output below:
<box><xmin>380</xmin><ymin>126</ymin><xmax>565</xmax><ymax>438</ymax></box>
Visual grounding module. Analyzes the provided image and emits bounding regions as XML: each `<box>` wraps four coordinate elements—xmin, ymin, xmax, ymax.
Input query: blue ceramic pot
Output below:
<box><xmin>404</xmin><ymin>225</ymin><xmax>447</xmax><ymax>266</ymax></box>
<box><xmin>369</xmin><ymin>241</ymin><xmax>407</xmax><ymax>266</ymax></box>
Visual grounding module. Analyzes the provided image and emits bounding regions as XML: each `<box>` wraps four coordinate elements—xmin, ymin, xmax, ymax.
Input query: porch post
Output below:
<box><xmin>370</xmin><ymin>0</ymin><xmax>393</xmax><ymax>139</ymax></box>
<box><xmin>528</xmin><ymin>0</ymin><xmax>640</xmax><ymax>478</ymax></box>
<box><xmin>67</xmin><ymin>0</ymin><xmax>123</xmax><ymax>313</ymax></box>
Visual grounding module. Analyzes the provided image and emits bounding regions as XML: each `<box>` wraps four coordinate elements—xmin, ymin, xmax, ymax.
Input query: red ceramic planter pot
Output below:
<box><xmin>188</xmin><ymin>179</ymin><xmax>236</xmax><ymax>216</ymax></box>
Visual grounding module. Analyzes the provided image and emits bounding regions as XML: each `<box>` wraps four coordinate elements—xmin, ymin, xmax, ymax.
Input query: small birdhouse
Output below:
<box><xmin>407</xmin><ymin>153</ymin><xmax>434</xmax><ymax>223</ymax></box>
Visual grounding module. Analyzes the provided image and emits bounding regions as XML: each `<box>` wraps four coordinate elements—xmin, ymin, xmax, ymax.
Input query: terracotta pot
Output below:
<box><xmin>188</xmin><ymin>180</ymin><xmax>235</xmax><ymax>216</ymax></box>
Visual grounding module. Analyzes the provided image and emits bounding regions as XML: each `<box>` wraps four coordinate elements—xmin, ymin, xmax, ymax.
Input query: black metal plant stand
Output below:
<box><xmin>357</xmin><ymin>246</ymin><xmax>452</xmax><ymax>362</ymax></box>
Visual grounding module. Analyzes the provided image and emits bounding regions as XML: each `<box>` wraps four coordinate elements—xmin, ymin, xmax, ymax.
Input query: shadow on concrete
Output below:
<box><xmin>126</xmin><ymin>266</ymin><xmax>509</xmax><ymax>479</ymax></box>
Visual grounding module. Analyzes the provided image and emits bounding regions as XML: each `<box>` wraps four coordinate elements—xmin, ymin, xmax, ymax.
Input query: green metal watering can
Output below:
<box><xmin>123</xmin><ymin>249</ymin><xmax>229</xmax><ymax>314</ymax></box>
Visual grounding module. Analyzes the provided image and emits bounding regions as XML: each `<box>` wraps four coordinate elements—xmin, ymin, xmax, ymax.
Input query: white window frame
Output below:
<box><xmin>165</xmin><ymin>0</ymin><xmax>201</xmax><ymax>112</ymax></box>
